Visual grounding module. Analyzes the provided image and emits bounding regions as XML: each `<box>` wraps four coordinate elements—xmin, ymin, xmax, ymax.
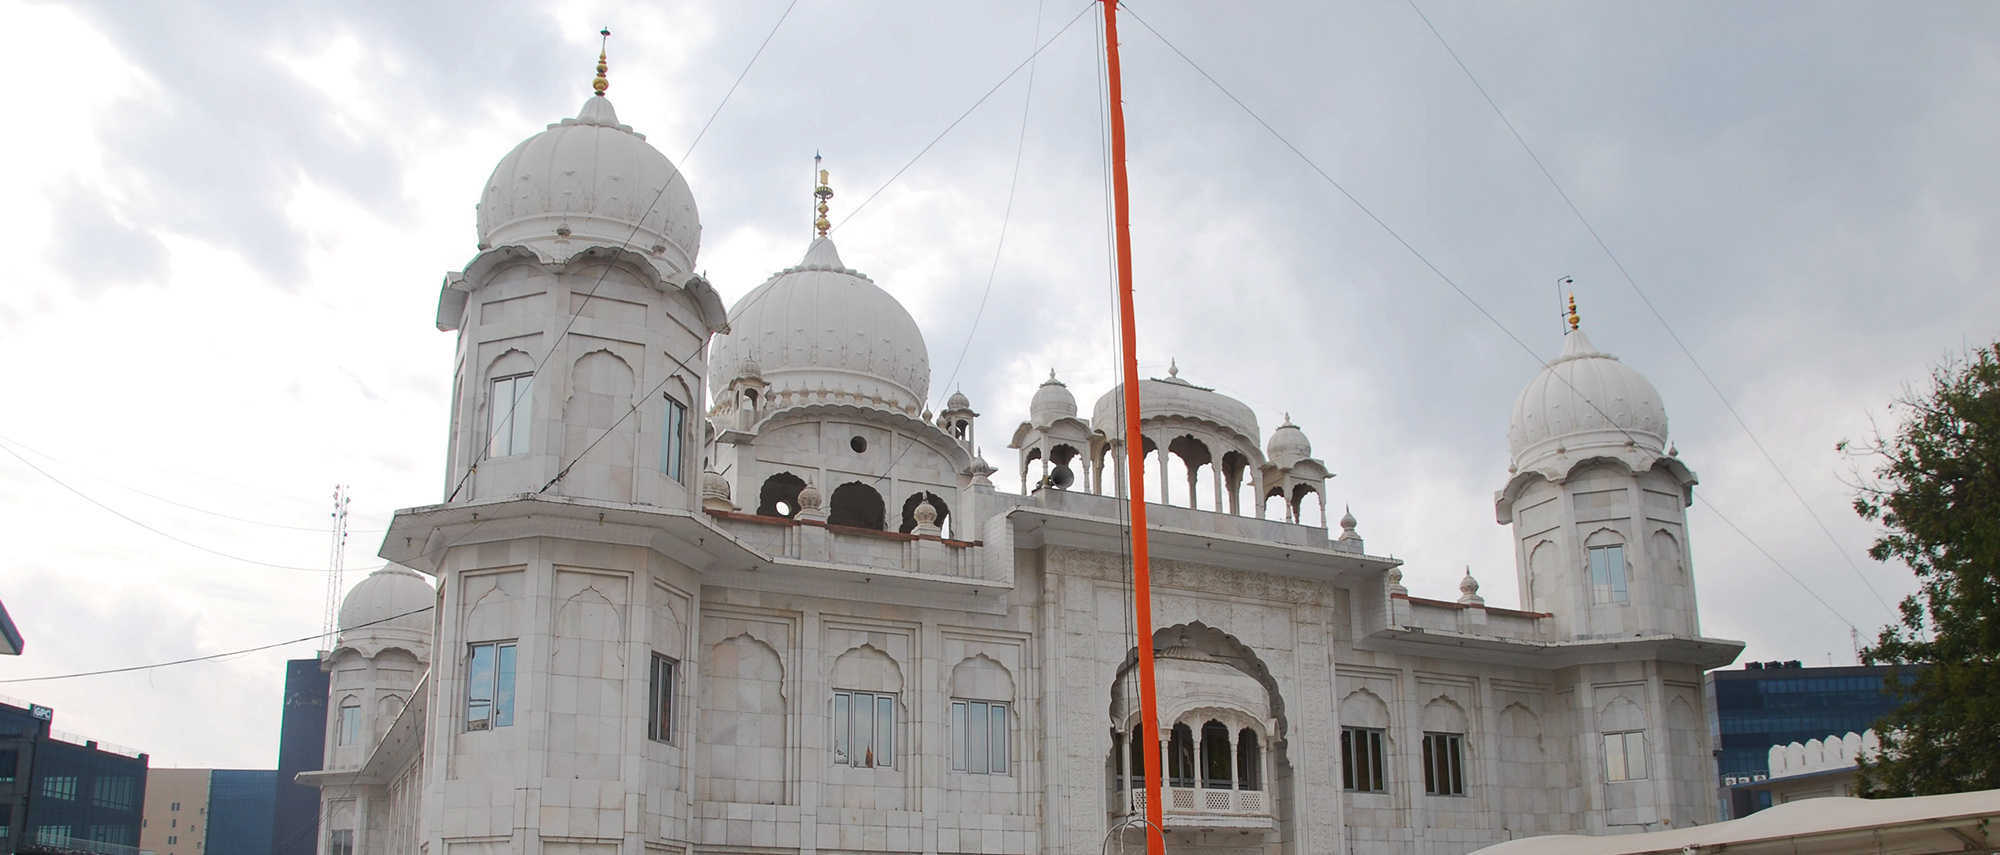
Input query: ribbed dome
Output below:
<box><xmin>1508</xmin><ymin>328</ymin><xmax>1668</xmax><ymax>473</ymax></box>
<box><xmin>1029</xmin><ymin>371</ymin><xmax>1077</xmax><ymax>425</ymax></box>
<box><xmin>336</xmin><ymin>564</ymin><xmax>435</xmax><ymax>645</ymax></box>
<box><xmin>709</xmin><ymin>237</ymin><xmax>930</xmax><ymax>415</ymax></box>
<box><xmin>946</xmin><ymin>390</ymin><xmax>971</xmax><ymax>410</ymax></box>
<box><xmin>1267</xmin><ymin>418</ymin><xmax>1312</xmax><ymax>467</ymax></box>
<box><xmin>476</xmin><ymin>95</ymin><xmax>700</xmax><ymax>273</ymax></box>
<box><xmin>1091</xmin><ymin>365</ymin><xmax>1260</xmax><ymax>446</ymax></box>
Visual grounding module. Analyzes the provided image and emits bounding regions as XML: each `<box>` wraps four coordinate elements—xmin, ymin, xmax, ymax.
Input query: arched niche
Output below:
<box><xmin>828</xmin><ymin>481</ymin><xmax>886</xmax><ymax>530</ymax></box>
<box><xmin>757</xmin><ymin>472</ymin><xmax>806</xmax><ymax>518</ymax></box>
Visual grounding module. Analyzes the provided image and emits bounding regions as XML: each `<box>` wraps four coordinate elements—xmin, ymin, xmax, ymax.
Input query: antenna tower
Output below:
<box><xmin>322</xmin><ymin>484</ymin><xmax>351</xmax><ymax>652</ymax></box>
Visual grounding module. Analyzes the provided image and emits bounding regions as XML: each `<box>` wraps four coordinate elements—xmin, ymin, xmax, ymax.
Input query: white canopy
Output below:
<box><xmin>1468</xmin><ymin>789</ymin><xmax>2000</xmax><ymax>855</ymax></box>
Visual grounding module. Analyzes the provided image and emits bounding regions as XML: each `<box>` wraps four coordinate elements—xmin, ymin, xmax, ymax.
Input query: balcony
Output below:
<box><xmin>1121</xmin><ymin>786</ymin><xmax>1274</xmax><ymax>830</ymax></box>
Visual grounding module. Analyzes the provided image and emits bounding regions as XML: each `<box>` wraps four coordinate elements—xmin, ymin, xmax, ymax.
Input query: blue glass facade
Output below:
<box><xmin>271</xmin><ymin>660</ymin><xmax>327</xmax><ymax>855</ymax></box>
<box><xmin>205</xmin><ymin>771</ymin><xmax>275</xmax><ymax>855</ymax></box>
<box><xmin>0</xmin><ymin>699</ymin><xmax>148</xmax><ymax>855</ymax></box>
<box><xmin>1707</xmin><ymin>661</ymin><xmax>1911</xmax><ymax>817</ymax></box>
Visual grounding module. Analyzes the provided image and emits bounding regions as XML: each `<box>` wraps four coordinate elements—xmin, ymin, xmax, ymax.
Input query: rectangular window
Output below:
<box><xmin>950</xmin><ymin>700</ymin><xmax>1009</xmax><ymax>775</ymax></box>
<box><xmin>41</xmin><ymin>775</ymin><xmax>77</xmax><ymax>800</ymax></box>
<box><xmin>832</xmin><ymin>691</ymin><xmax>895</xmax><ymax>769</ymax></box>
<box><xmin>338</xmin><ymin>703</ymin><xmax>361</xmax><ymax>746</ymax></box>
<box><xmin>38</xmin><ymin>826</ymin><xmax>71</xmax><ymax>847</ymax></box>
<box><xmin>1589</xmin><ymin>544</ymin><xmax>1628</xmax><ymax>603</ymax></box>
<box><xmin>660</xmin><ymin>395</ymin><xmax>687</xmax><ymax>481</ymax></box>
<box><xmin>466</xmin><ymin>640</ymin><xmax>518</xmax><ymax>730</ymax></box>
<box><xmin>167</xmin><ymin>836</ymin><xmax>178</xmax><ymax>845</ymax></box>
<box><xmin>91</xmin><ymin>776</ymin><xmax>136</xmax><ymax>810</ymax></box>
<box><xmin>648</xmin><ymin>654</ymin><xmax>676</xmax><ymax>743</ymax></box>
<box><xmin>328</xmin><ymin>830</ymin><xmax>353</xmax><ymax>855</ymax></box>
<box><xmin>1340</xmin><ymin>727</ymin><xmax>1386</xmax><ymax>793</ymax></box>
<box><xmin>487</xmin><ymin>374</ymin><xmax>533</xmax><ymax>457</ymax></box>
<box><xmin>170</xmin><ymin>802</ymin><xmax>180</xmax><ymax>812</ymax></box>
<box><xmin>1422</xmin><ymin>732</ymin><xmax>1466</xmax><ymax>796</ymax></box>
<box><xmin>1604</xmin><ymin>730</ymin><xmax>1647</xmax><ymax>782</ymax></box>
<box><xmin>0</xmin><ymin>748</ymin><xmax>15</xmax><ymax>782</ymax></box>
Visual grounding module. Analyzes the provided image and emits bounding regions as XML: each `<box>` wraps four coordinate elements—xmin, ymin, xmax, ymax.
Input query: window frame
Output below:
<box><xmin>1589</xmin><ymin>543</ymin><xmax>1629</xmax><ymax>603</ymax></box>
<box><xmin>1341</xmin><ymin>726</ymin><xmax>1387</xmax><ymax>793</ymax></box>
<box><xmin>648</xmin><ymin>653</ymin><xmax>676</xmax><ymax>743</ymax></box>
<box><xmin>328</xmin><ymin>829</ymin><xmax>354</xmax><ymax>855</ymax></box>
<box><xmin>1422</xmin><ymin>731</ymin><xmax>1466</xmax><ymax>796</ymax></box>
<box><xmin>465</xmin><ymin>640</ymin><xmax>518</xmax><ymax>731</ymax></box>
<box><xmin>660</xmin><ymin>393</ymin><xmax>688</xmax><ymax>482</ymax></box>
<box><xmin>337</xmin><ymin>701</ymin><xmax>361</xmax><ymax>746</ymax></box>
<box><xmin>1604</xmin><ymin>730</ymin><xmax>1647</xmax><ymax>781</ymax></box>
<box><xmin>487</xmin><ymin>373</ymin><xmax>534</xmax><ymax>458</ymax></box>
<box><xmin>949</xmin><ymin>699</ymin><xmax>1010</xmax><ymax>775</ymax></box>
<box><xmin>832</xmin><ymin>690</ymin><xmax>896</xmax><ymax>769</ymax></box>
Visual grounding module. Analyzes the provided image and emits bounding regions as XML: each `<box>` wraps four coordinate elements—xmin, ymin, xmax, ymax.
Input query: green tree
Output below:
<box><xmin>1848</xmin><ymin>339</ymin><xmax>2000</xmax><ymax>797</ymax></box>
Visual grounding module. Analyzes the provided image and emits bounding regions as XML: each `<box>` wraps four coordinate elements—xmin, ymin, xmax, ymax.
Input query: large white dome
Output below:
<box><xmin>710</xmin><ymin>237</ymin><xmax>930</xmax><ymax>415</ymax></box>
<box><xmin>337</xmin><ymin>564</ymin><xmax>435</xmax><ymax>649</ymax></box>
<box><xmin>1091</xmin><ymin>364</ymin><xmax>1261</xmax><ymax>448</ymax></box>
<box><xmin>476</xmin><ymin>95</ymin><xmax>701</xmax><ymax>273</ymax></box>
<box><xmin>1508</xmin><ymin>328</ymin><xmax>1668</xmax><ymax>474</ymax></box>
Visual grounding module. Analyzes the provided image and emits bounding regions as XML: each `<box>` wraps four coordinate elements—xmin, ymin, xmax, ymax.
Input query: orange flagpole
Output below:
<box><xmin>1101</xmin><ymin>2</ymin><xmax>1166</xmax><ymax>851</ymax></box>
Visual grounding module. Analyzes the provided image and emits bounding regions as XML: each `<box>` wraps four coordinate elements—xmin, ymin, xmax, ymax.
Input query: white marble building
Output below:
<box><xmin>300</xmin><ymin>70</ymin><xmax>1745</xmax><ymax>855</ymax></box>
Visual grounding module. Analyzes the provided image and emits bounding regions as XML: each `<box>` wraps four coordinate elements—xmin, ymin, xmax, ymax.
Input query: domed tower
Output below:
<box><xmin>1009</xmin><ymin>371</ymin><xmax>1092</xmax><ymax>492</ymax></box>
<box><xmin>1258</xmin><ymin>416</ymin><xmax>1331</xmax><ymax>526</ymax></box>
<box><xmin>706</xmin><ymin>190</ymin><xmax>973</xmax><ymax>534</ymax></box>
<box><xmin>323</xmin><ymin>565</ymin><xmax>435</xmax><ymax>772</ymax></box>
<box><xmin>1089</xmin><ymin>361</ymin><xmax>1269</xmax><ymax>515</ymax></box>
<box><xmin>1494</xmin><ymin>310</ymin><xmax>1700</xmax><ymax>639</ymax></box>
<box><xmin>435</xmin><ymin>65</ymin><xmax>730</xmax><ymax>506</ymax></box>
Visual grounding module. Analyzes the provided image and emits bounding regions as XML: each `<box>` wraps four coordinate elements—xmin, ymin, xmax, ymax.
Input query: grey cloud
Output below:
<box><xmin>42</xmin><ymin>179</ymin><xmax>170</xmax><ymax>295</ymax></box>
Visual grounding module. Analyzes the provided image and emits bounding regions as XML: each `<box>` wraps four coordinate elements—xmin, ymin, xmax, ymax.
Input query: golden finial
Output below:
<box><xmin>1567</xmin><ymin>292</ymin><xmax>1580</xmax><ymax>331</ymax></box>
<box><xmin>813</xmin><ymin>153</ymin><xmax>834</xmax><ymax>238</ymax></box>
<box><xmin>592</xmin><ymin>28</ymin><xmax>611</xmax><ymax>96</ymax></box>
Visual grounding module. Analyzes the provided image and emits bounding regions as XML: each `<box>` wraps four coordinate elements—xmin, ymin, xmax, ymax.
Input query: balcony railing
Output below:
<box><xmin>1122</xmin><ymin>786</ymin><xmax>1271</xmax><ymax>828</ymax></box>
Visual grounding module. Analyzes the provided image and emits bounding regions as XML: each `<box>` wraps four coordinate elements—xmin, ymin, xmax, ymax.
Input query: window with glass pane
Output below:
<box><xmin>466</xmin><ymin>641</ymin><xmax>517</xmax><ymax>730</ymax></box>
<box><xmin>487</xmin><ymin>374</ymin><xmax>533</xmax><ymax>457</ymax></box>
<box><xmin>41</xmin><ymin>776</ymin><xmax>76</xmax><ymax>800</ymax></box>
<box><xmin>648</xmin><ymin>654</ymin><xmax>675</xmax><ymax>743</ymax></box>
<box><xmin>1341</xmin><ymin>727</ymin><xmax>1386</xmax><ymax>792</ymax></box>
<box><xmin>1237</xmin><ymin>729</ymin><xmax>1261</xmax><ymax>791</ymax></box>
<box><xmin>661</xmin><ymin>395</ymin><xmax>687</xmax><ymax>481</ymax></box>
<box><xmin>1589</xmin><ymin>544</ymin><xmax>1628</xmax><ymax>603</ymax></box>
<box><xmin>1167</xmin><ymin>724</ymin><xmax>1196</xmax><ymax>788</ymax></box>
<box><xmin>1422</xmin><ymin>732</ymin><xmax>1465</xmax><ymax>796</ymax></box>
<box><xmin>950</xmin><ymin>700</ymin><xmax>1009</xmax><ymax>774</ymax></box>
<box><xmin>1200</xmin><ymin>721</ymin><xmax>1232</xmax><ymax>789</ymax></box>
<box><xmin>338</xmin><ymin>703</ymin><xmax>360</xmax><ymax>746</ymax></box>
<box><xmin>328</xmin><ymin>830</ymin><xmax>353</xmax><ymax>855</ymax></box>
<box><xmin>1604</xmin><ymin>730</ymin><xmax>1646</xmax><ymax>781</ymax></box>
<box><xmin>832</xmin><ymin>691</ymin><xmax>895</xmax><ymax>768</ymax></box>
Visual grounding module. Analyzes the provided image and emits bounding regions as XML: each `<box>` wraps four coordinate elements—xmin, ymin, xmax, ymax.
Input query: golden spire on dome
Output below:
<box><xmin>592</xmin><ymin>28</ymin><xmax>611</xmax><ymax>96</ymax></box>
<box><xmin>813</xmin><ymin>152</ymin><xmax>834</xmax><ymax>238</ymax></box>
<box><xmin>1566</xmin><ymin>292</ymin><xmax>1580</xmax><ymax>331</ymax></box>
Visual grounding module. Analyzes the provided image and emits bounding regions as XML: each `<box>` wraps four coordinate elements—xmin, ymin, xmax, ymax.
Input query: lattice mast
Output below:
<box><xmin>321</xmin><ymin>484</ymin><xmax>351</xmax><ymax>653</ymax></box>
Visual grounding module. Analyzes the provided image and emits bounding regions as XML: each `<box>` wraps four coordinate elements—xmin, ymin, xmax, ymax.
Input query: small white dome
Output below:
<box><xmin>1029</xmin><ymin>371</ymin><xmax>1077</xmax><ymax>425</ymax></box>
<box><xmin>476</xmin><ymin>95</ymin><xmax>701</xmax><ymax>273</ymax></box>
<box><xmin>1091</xmin><ymin>363</ymin><xmax>1260</xmax><ymax>447</ymax></box>
<box><xmin>1508</xmin><ymin>328</ymin><xmax>1669</xmax><ymax>474</ymax></box>
<box><xmin>946</xmin><ymin>390</ymin><xmax>972</xmax><ymax>411</ymax></box>
<box><xmin>709</xmin><ymin>237</ymin><xmax>930</xmax><ymax>415</ymax></box>
<box><xmin>1267</xmin><ymin>417</ymin><xmax>1312</xmax><ymax>466</ymax></box>
<box><xmin>336</xmin><ymin>564</ymin><xmax>434</xmax><ymax>646</ymax></box>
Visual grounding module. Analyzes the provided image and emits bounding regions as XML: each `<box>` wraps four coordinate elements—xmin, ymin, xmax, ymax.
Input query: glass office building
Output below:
<box><xmin>1706</xmin><ymin>661</ymin><xmax>1911</xmax><ymax>817</ymax></box>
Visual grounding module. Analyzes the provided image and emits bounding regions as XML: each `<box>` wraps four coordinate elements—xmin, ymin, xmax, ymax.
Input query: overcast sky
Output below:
<box><xmin>1</xmin><ymin>0</ymin><xmax>1994</xmax><ymax>769</ymax></box>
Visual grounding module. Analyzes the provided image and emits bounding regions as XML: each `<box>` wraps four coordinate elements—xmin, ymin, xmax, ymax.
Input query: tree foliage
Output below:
<box><xmin>1849</xmin><ymin>339</ymin><xmax>2000</xmax><ymax>798</ymax></box>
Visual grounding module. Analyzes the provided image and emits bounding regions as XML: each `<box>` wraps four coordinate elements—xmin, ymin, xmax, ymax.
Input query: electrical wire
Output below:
<box><xmin>0</xmin><ymin>431</ymin><xmax>385</xmax><ymax>535</ymax></box>
<box><xmin>1400</xmin><ymin>0</ymin><xmax>1897</xmax><ymax>619</ymax></box>
<box><xmin>933</xmin><ymin>0</ymin><xmax>1048</xmax><ymax>404</ymax></box>
<box><xmin>0</xmin><ymin>605</ymin><xmax>436</xmax><ymax>684</ymax></box>
<box><xmin>0</xmin><ymin>439</ymin><xmax>339</xmax><ymax>573</ymax></box>
<box><xmin>833</xmin><ymin>0</ymin><xmax>1096</xmax><ymax>234</ymax></box>
<box><xmin>1118</xmin><ymin>6</ymin><xmax>1865</xmax><ymax>632</ymax></box>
